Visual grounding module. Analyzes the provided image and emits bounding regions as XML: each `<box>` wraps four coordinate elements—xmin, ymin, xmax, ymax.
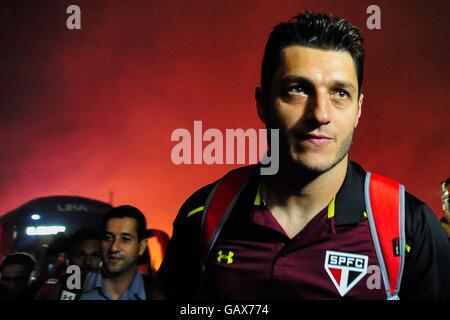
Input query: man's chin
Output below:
<box><xmin>105</xmin><ymin>265</ymin><xmax>123</xmax><ymax>276</ymax></box>
<box><xmin>283</xmin><ymin>154</ymin><xmax>343</xmax><ymax>175</ymax></box>
<box><xmin>300</xmin><ymin>161</ymin><xmax>335</xmax><ymax>173</ymax></box>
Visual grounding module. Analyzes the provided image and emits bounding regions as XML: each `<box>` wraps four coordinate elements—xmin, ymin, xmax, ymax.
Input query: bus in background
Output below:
<box><xmin>0</xmin><ymin>196</ymin><xmax>112</xmax><ymax>279</ymax></box>
<box><xmin>0</xmin><ymin>196</ymin><xmax>169</xmax><ymax>281</ymax></box>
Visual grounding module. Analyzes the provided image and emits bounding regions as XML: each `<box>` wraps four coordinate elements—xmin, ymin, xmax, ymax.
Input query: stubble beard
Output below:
<box><xmin>279</xmin><ymin>131</ymin><xmax>354</xmax><ymax>179</ymax></box>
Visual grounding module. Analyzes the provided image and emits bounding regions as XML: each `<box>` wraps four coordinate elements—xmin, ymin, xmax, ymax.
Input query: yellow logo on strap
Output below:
<box><xmin>217</xmin><ymin>250</ymin><xmax>234</xmax><ymax>264</ymax></box>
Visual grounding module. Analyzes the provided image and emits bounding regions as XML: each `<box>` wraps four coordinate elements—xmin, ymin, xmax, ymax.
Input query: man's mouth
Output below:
<box><xmin>107</xmin><ymin>255</ymin><xmax>123</xmax><ymax>263</ymax></box>
<box><xmin>300</xmin><ymin>133</ymin><xmax>334</xmax><ymax>146</ymax></box>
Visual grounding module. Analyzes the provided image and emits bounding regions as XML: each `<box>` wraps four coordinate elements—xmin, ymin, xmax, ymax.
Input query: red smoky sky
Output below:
<box><xmin>0</xmin><ymin>0</ymin><xmax>449</xmax><ymax>235</ymax></box>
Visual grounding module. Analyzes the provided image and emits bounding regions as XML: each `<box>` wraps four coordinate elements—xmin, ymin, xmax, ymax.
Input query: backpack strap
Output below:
<box><xmin>199</xmin><ymin>167</ymin><xmax>406</xmax><ymax>300</ymax></box>
<box><xmin>201</xmin><ymin>165</ymin><xmax>257</xmax><ymax>267</ymax></box>
<box><xmin>364</xmin><ymin>172</ymin><xmax>406</xmax><ymax>300</ymax></box>
<box><xmin>142</xmin><ymin>274</ymin><xmax>154</xmax><ymax>300</ymax></box>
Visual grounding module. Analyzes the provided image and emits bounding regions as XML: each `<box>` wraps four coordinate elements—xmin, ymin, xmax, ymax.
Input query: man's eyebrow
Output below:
<box><xmin>120</xmin><ymin>232</ymin><xmax>134</xmax><ymax>238</ymax></box>
<box><xmin>281</xmin><ymin>76</ymin><xmax>357</xmax><ymax>92</ymax></box>
<box><xmin>281</xmin><ymin>76</ymin><xmax>313</xmax><ymax>85</ymax></box>
<box><xmin>330</xmin><ymin>80</ymin><xmax>356</xmax><ymax>92</ymax></box>
<box><xmin>103</xmin><ymin>231</ymin><xmax>134</xmax><ymax>238</ymax></box>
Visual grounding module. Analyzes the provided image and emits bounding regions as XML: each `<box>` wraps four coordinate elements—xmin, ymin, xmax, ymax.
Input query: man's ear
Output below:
<box><xmin>138</xmin><ymin>238</ymin><xmax>148</xmax><ymax>256</ymax></box>
<box><xmin>255</xmin><ymin>87</ymin><xmax>266</xmax><ymax>124</ymax></box>
<box><xmin>355</xmin><ymin>93</ymin><xmax>364</xmax><ymax>128</ymax></box>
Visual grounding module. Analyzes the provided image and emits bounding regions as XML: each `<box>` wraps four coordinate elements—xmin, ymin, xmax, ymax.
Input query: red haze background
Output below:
<box><xmin>1</xmin><ymin>0</ymin><xmax>449</xmax><ymax>238</ymax></box>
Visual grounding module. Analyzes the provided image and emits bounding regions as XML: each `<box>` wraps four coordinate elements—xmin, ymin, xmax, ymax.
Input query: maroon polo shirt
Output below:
<box><xmin>205</xmin><ymin>205</ymin><xmax>385</xmax><ymax>299</ymax></box>
<box><xmin>204</xmin><ymin>166</ymin><xmax>386</xmax><ymax>299</ymax></box>
<box><xmin>158</xmin><ymin>161</ymin><xmax>450</xmax><ymax>300</ymax></box>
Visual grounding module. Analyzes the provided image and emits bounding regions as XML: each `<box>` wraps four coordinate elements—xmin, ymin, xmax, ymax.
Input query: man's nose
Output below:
<box><xmin>307</xmin><ymin>91</ymin><xmax>331</xmax><ymax>125</ymax></box>
<box><xmin>110</xmin><ymin>238</ymin><xmax>120</xmax><ymax>252</ymax></box>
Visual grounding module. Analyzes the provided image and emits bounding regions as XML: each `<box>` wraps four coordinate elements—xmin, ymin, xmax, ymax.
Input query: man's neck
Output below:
<box><xmin>264</xmin><ymin>156</ymin><xmax>348</xmax><ymax>238</ymax></box>
<box><xmin>103</xmin><ymin>267</ymin><xmax>137</xmax><ymax>300</ymax></box>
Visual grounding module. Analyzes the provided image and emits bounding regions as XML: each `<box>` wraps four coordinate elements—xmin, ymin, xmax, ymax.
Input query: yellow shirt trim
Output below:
<box><xmin>327</xmin><ymin>197</ymin><xmax>336</xmax><ymax>219</ymax></box>
<box><xmin>254</xmin><ymin>182</ymin><xmax>263</xmax><ymax>206</ymax></box>
<box><xmin>186</xmin><ymin>205</ymin><xmax>205</xmax><ymax>218</ymax></box>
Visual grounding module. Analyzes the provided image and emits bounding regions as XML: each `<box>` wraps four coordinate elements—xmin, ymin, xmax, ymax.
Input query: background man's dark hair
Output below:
<box><xmin>66</xmin><ymin>228</ymin><xmax>102</xmax><ymax>252</ymax></box>
<box><xmin>0</xmin><ymin>252</ymin><xmax>36</xmax><ymax>272</ymax></box>
<box><xmin>261</xmin><ymin>10</ymin><xmax>365</xmax><ymax>95</ymax></box>
<box><xmin>102</xmin><ymin>205</ymin><xmax>147</xmax><ymax>241</ymax></box>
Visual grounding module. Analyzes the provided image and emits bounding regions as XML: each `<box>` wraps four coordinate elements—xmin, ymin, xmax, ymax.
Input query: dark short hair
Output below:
<box><xmin>0</xmin><ymin>252</ymin><xmax>36</xmax><ymax>272</ymax></box>
<box><xmin>102</xmin><ymin>205</ymin><xmax>147</xmax><ymax>241</ymax></box>
<box><xmin>67</xmin><ymin>228</ymin><xmax>101</xmax><ymax>251</ymax></box>
<box><xmin>261</xmin><ymin>10</ymin><xmax>365</xmax><ymax>95</ymax></box>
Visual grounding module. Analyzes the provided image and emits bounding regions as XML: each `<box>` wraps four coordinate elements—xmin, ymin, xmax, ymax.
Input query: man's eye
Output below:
<box><xmin>287</xmin><ymin>86</ymin><xmax>306</xmax><ymax>95</ymax></box>
<box><xmin>335</xmin><ymin>89</ymin><xmax>350</xmax><ymax>99</ymax></box>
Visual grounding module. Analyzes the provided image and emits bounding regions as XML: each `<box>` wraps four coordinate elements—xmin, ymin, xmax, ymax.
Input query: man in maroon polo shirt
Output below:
<box><xmin>158</xmin><ymin>10</ymin><xmax>450</xmax><ymax>299</ymax></box>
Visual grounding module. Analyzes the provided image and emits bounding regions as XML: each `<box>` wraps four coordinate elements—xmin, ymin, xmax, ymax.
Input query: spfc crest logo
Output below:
<box><xmin>324</xmin><ymin>250</ymin><xmax>368</xmax><ymax>297</ymax></box>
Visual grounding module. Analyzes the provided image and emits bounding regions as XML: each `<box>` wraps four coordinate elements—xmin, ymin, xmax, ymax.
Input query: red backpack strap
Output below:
<box><xmin>201</xmin><ymin>165</ymin><xmax>257</xmax><ymax>263</ymax></box>
<box><xmin>365</xmin><ymin>172</ymin><xmax>406</xmax><ymax>300</ymax></box>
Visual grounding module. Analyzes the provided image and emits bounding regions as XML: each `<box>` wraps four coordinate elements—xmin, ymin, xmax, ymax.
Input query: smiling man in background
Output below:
<box><xmin>79</xmin><ymin>205</ymin><xmax>152</xmax><ymax>300</ymax></box>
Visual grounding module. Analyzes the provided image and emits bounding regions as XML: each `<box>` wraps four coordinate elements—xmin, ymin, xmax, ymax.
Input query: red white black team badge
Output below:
<box><xmin>324</xmin><ymin>250</ymin><xmax>369</xmax><ymax>297</ymax></box>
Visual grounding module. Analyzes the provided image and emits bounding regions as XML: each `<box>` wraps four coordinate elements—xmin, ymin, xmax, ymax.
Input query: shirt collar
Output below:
<box><xmin>127</xmin><ymin>271</ymin><xmax>146</xmax><ymax>300</ymax></box>
<box><xmin>333</xmin><ymin>161</ymin><xmax>366</xmax><ymax>226</ymax></box>
<box><xmin>83</xmin><ymin>270</ymin><xmax>146</xmax><ymax>300</ymax></box>
<box><xmin>83</xmin><ymin>271</ymin><xmax>104</xmax><ymax>293</ymax></box>
<box><xmin>252</xmin><ymin>160</ymin><xmax>366</xmax><ymax>226</ymax></box>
